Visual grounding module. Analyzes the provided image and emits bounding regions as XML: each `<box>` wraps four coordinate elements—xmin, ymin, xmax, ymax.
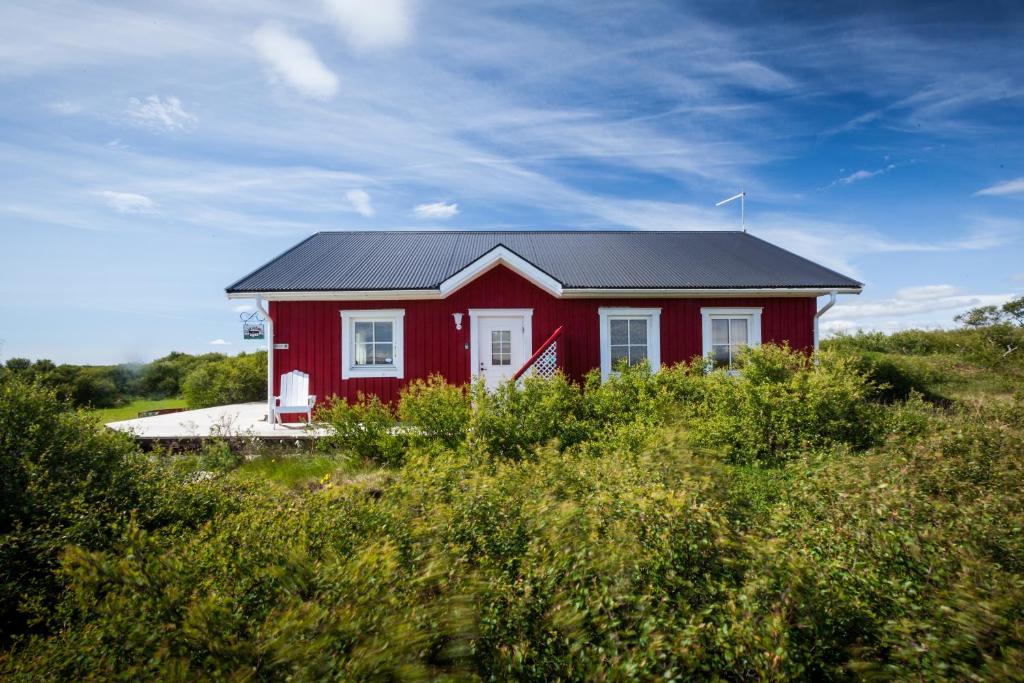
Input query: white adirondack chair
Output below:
<box><xmin>273</xmin><ymin>370</ymin><xmax>316</xmax><ymax>426</ymax></box>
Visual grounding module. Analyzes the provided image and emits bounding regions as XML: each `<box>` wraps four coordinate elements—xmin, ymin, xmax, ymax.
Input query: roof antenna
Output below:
<box><xmin>715</xmin><ymin>190</ymin><xmax>746</xmax><ymax>232</ymax></box>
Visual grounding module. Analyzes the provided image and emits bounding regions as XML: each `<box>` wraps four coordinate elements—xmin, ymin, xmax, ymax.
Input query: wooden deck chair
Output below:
<box><xmin>273</xmin><ymin>370</ymin><xmax>316</xmax><ymax>426</ymax></box>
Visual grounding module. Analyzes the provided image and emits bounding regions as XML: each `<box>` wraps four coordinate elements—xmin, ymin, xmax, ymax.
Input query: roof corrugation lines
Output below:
<box><xmin>226</xmin><ymin>231</ymin><xmax>862</xmax><ymax>293</ymax></box>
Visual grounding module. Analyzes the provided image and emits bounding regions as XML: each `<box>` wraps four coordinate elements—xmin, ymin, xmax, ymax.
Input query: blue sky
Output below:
<box><xmin>1</xmin><ymin>0</ymin><xmax>1022</xmax><ymax>364</ymax></box>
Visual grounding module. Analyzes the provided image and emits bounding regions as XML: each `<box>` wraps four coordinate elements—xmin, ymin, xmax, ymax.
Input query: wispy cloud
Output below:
<box><xmin>829</xmin><ymin>289</ymin><xmax>1012</xmax><ymax>321</ymax></box>
<box><xmin>345</xmin><ymin>189</ymin><xmax>375</xmax><ymax>217</ymax></box>
<box><xmin>975</xmin><ymin>177</ymin><xmax>1024</xmax><ymax>197</ymax></box>
<box><xmin>413</xmin><ymin>201</ymin><xmax>459</xmax><ymax>219</ymax></box>
<box><xmin>208</xmin><ymin>338</ymin><xmax>230</xmax><ymax>346</ymax></box>
<box><xmin>831</xmin><ymin>164</ymin><xmax>896</xmax><ymax>187</ymax></box>
<box><xmin>126</xmin><ymin>95</ymin><xmax>197</xmax><ymax>131</ymax></box>
<box><xmin>95</xmin><ymin>190</ymin><xmax>157</xmax><ymax>214</ymax></box>
<box><xmin>323</xmin><ymin>0</ymin><xmax>414</xmax><ymax>51</ymax></box>
<box><xmin>49</xmin><ymin>100</ymin><xmax>83</xmax><ymax>115</ymax></box>
<box><xmin>820</xmin><ymin>285</ymin><xmax>1015</xmax><ymax>336</ymax></box>
<box><xmin>251</xmin><ymin>22</ymin><xmax>339</xmax><ymax>100</ymax></box>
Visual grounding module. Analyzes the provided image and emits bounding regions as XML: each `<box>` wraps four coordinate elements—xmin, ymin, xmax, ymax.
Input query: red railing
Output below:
<box><xmin>513</xmin><ymin>325</ymin><xmax>564</xmax><ymax>380</ymax></box>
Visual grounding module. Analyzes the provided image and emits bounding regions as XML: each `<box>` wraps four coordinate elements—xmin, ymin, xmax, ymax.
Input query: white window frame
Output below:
<box><xmin>700</xmin><ymin>307</ymin><xmax>762</xmax><ymax>372</ymax></box>
<box><xmin>598</xmin><ymin>307</ymin><xmax>661</xmax><ymax>381</ymax></box>
<box><xmin>339</xmin><ymin>309</ymin><xmax>405</xmax><ymax>379</ymax></box>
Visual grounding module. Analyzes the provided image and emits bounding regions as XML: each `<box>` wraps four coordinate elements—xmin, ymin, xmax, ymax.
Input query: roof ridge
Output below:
<box><xmin>311</xmin><ymin>229</ymin><xmax>747</xmax><ymax>235</ymax></box>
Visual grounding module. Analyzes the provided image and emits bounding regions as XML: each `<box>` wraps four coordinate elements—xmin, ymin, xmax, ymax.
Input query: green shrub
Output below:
<box><xmin>316</xmin><ymin>393</ymin><xmax>405</xmax><ymax>466</ymax></box>
<box><xmin>855</xmin><ymin>351</ymin><xmax>954</xmax><ymax>403</ymax></box>
<box><xmin>4</xmin><ymin>348</ymin><xmax>1024</xmax><ymax>679</ymax></box>
<box><xmin>397</xmin><ymin>374</ymin><xmax>471</xmax><ymax>449</ymax></box>
<box><xmin>468</xmin><ymin>373</ymin><xmax>582</xmax><ymax>460</ymax></box>
<box><xmin>180</xmin><ymin>351</ymin><xmax>265</xmax><ymax>409</ymax></box>
<box><xmin>0</xmin><ymin>376</ymin><xmax>233</xmax><ymax>643</ymax></box>
<box><xmin>688</xmin><ymin>345</ymin><xmax>885</xmax><ymax>465</ymax></box>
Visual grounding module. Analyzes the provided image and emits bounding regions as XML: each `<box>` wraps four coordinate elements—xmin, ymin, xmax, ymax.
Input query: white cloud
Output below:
<box><xmin>233</xmin><ymin>304</ymin><xmax>255</xmax><ymax>313</ymax></box>
<box><xmin>95</xmin><ymin>190</ymin><xmax>157</xmax><ymax>214</ymax></box>
<box><xmin>49</xmin><ymin>101</ymin><xmax>83</xmax><ymax>115</ymax></box>
<box><xmin>975</xmin><ymin>177</ymin><xmax>1024</xmax><ymax>197</ymax></box>
<box><xmin>323</xmin><ymin>0</ymin><xmax>413</xmax><ymax>50</ymax></box>
<box><xmin>251</xmin><ymin>22</ymin><xmax>339</xmax><ymax>100</ymax></box>
<box><xmin>208</xmin><ymin>338</ymin><xmax>230</xmax><ymax>345</ymax></box>
<box><xmin>832</xmin><ymin>164</ymin><xmax>896</xmax><ymax>187</ymax></box>
<box><xmin>126</xmin><ymin>95</ymin><xmax>197</xmax><ymax>131</ymax></box>
<box><xmin>413</xmin><ymin>201</ymin><xmax>459</xmax><ymax>219</ymax></box>
<box><xmin>894</xmin><ymin>284</ymin><xmax>960</xmax><ymax>300</ymax></box>
<box><xmin>830</xmin><ymin>291</ymin><xmax>1012</xmax><ymax>321</ymax></box>
<box><xmin>345</xmin><ymin>189</ymin><xmax>375</xmax><ymax>217</ymax></box>
<box><xmin>1013</xmin><ymin>273</ymin><xmax>1024</xmax><ymax>282</ymax></box>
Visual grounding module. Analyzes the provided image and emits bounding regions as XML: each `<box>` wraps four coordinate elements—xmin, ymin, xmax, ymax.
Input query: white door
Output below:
<box><xmin>474</xmin><ymin>314</ymin><xmax>529</xmax><ymax>389</ymax></box>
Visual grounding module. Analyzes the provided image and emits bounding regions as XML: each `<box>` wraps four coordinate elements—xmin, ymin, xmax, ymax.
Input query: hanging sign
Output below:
<box><xmin>243</xmin><ymin>322</ymin><xmax>265</xmax><ymax>340</ymax></box>
<box><xmin>240</xmin><ymin>311</ymin><xmax>266</xmax><ymax>340</ymax></box>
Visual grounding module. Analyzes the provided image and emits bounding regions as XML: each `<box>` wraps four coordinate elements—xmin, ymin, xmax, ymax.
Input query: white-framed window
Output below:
<box><xmin>700</xmin><ymin>307</ymin><xmax>762</xmax><ymax>371</ymax></box>
<box><xmin>598</xmin><ymin>307</ymin><xmax>661</xmax><ymax>381</ymax></box>
<box><xmin>339</xmin><ymin>309</ymin><xmax>404</xmax><ymax>379</ymax></box>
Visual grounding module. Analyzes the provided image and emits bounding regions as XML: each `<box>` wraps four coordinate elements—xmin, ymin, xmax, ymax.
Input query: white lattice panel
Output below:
<box><xmin>529</xmin><ymin>341</ymin><xmax>558</xmax><ymax>379</ymax></box>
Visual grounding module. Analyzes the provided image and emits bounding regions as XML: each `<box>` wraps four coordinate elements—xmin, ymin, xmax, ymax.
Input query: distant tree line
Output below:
<box><xmin>0</xmin><ymin>350</ymin><xmax>266</xmax><ymax>409</ymax></box>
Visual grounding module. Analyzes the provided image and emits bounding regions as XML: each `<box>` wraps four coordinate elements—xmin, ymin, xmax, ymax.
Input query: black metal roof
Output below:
<box><xmin>226</xmin><ymin>231</ymin><xmax>862</xmax><ymax>293</ymax></box>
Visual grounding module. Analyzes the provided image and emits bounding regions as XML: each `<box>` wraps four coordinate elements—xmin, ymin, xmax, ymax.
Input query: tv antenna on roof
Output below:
<box><xmin>715</xmin><ymin>190</ymin><xmax>746</xmax><ymax>232</ymax></box>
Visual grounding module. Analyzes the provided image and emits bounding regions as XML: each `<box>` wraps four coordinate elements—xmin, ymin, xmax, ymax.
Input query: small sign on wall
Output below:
<box><xmin>273</xmin><ymin>343</ymin><xmax>289</xmax><ymax>350</ymax></box>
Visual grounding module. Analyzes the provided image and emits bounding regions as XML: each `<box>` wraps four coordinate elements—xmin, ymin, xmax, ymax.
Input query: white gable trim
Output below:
<box><xmin>438</xmin><ymin>246</ymin><xmax>563</xmax><ymax>298</ymax></box>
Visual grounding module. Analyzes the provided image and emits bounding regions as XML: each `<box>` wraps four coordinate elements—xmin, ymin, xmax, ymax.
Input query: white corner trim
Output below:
<box><xmin>468</xmin><ymin>308</ymin><xmax>533</xmax><ymax>381</ymax></box>
<box><xmin>700</xmin><ymin>307</ymin><xmax>763</xmax><ymax>362</ymax></box>
<box><xmin>339</xmin><ymin>309</ymin><xmax>405</xmax><ymax>379</ymax></box>
<box><xmin>597</xmin><ymin>307</ymin><xmax>662</xmax><ymax>382</ymax></box>
<box><xmin>439</xmin><ymin>246</ymin><xmax>563</xmax><ymax>298</ymax></box>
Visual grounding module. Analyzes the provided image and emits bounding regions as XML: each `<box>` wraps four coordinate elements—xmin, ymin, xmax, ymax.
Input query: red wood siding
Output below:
<box><xmin>270</xmin><ymin>265</ymin><xmax>817</xmax><ymax>405</ymax></box>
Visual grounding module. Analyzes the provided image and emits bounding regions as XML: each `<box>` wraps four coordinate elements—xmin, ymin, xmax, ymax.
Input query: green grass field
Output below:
<box><xmin>92</xmin><ymin>397</ymin><xmax>186</xmax><ymax>423</ymax></box>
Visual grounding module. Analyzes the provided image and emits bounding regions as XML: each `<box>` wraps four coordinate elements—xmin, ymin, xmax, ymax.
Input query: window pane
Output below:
<box><xmin>355</xmin><ymin>342</ymin><xmax>373</xmax><ymax>365</ymax></box>
<box><xmin>374</xmin><ymin>321</ymin><xmax>393</xmax><ymax>342</ymax></box>
<box><xmin>629</xmin><ymin>319</ymin><xmax>647</xmax><ymax>344</ymax></box>
<box><xmin>712</xmin><ymin>318</ymin><xmax>729</xmax><ymax>345</ymax></box>
<box><xmin>610</xmin><ymin>345</ymin><xmax>629</xmax><ymax>365</ymax></box>
<box><xmin>354</xmin><ymin>321</ymin><xmax>374</xmax><ymax>345</ymax></box>
<box><xmin>730</xmin><ymin>318</ymin><xmax>748</xmax><ymax>346</ymax></box>
<box><xmin>629</xmin><ymin>345</ymin><xmax>648</xmax><ymax>366</ymax></box>
<box><xmin>373</xmin><ymin>343</ymin><xmax>393</xmax><ymax>364</ymax></box>
<box><xmin>712</xmin><ymin>344</ymin><xmax>730</xmax><ymax>368</ymax></box>
<box><xmin>610</xmin><ymin>319</ymin><xmax>629</xmax><ymax>345</ymax></box>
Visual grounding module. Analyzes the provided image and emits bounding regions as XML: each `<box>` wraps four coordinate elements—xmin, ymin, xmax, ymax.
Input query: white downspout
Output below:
<box><xmin>255</xmin><ymin>295</ymin><xmax>274</xmax><ymax>425</ymax></box>
<box><xmin>813</xmin><ymin>290</ymin><xmax>837</xmax><ymax>352</ymax></box>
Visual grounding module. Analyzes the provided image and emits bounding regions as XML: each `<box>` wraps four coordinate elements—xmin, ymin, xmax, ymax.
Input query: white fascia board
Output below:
<box><xmin>227</xmin><ymin>290</ymin><xmax>441</xmax><ymax>301</ymax></box>
<box><xmin>562</xmin><ymin>287</ymin><xmax>862</xmax><ymax>298</ymax></box>
<box><xmin>438</xmin><ymin>246</ymin><xmax>563</xmax><ymax>298</ymax></box>
<box><xmin>227</xmin><ymin>285</ymin><xmax>862</xmax><ymax>301</ymax></box>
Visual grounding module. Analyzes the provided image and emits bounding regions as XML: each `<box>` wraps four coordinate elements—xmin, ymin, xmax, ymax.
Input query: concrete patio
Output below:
<box><xmin>106</xmin><ymin>402</ymin><xmax>330</xmax><ymax>441</ymax></box>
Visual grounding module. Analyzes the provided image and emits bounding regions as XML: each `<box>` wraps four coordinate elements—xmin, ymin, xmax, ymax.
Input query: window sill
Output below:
<box><xmin>342</xmin><ymin>365</ymin><xmax>402</xmax><ymax>380</ymax></box>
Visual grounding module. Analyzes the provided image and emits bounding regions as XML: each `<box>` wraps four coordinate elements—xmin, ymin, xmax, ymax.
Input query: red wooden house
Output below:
<box><xmin>227</xmin><ymin>231</ymin><xmax>861</xmax><ymax>418</ymax></box>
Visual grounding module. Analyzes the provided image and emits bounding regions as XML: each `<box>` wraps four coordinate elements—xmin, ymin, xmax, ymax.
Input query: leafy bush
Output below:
<box><xmin>316</xmin><ymin>393</ymin><xmax>405</xmax><ymax>466</ymax></box>
<box><xmin>469</xmin><ymin>373</ymin><xmax>582</xmax><ymax>459</ymax></box>
<box><xmin>4</xmin><ymin>345</ymin><xmax>1024</xmax><ymax>679</ymax></box>
<box><xmin>688</xmin><ymin>345</ymin><xmax>885</xmax><ymax>465</ymax></box>
<box><xmin>854</xmin><ymin>351</ymin><xmax>955</xmax><ymax>403</ymax></box>
<box><xmin>138</xmin><ymin>351</ymin><xmax>224</xmax><ymax>398</ymax></box>
<box><xmin>397</xmin><ymin>374</ymin><xmax>471</xmax><ymax>449</ymax></box>
<box><xmin>0</xmin><ymin>376</ymin><xmax>233</xmax><ymax>643</ymax></box>
<box><xmin>181</xmin><ymin>351</ymin><xmax>266</xmax><ymax>409</ymax></box>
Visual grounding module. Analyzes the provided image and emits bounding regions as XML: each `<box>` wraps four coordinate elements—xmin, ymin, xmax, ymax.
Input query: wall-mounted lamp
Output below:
<box><xmin>452</xmin><ymin>312</ymin><xmax>464</xmax><ymax>331</ymax></box>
